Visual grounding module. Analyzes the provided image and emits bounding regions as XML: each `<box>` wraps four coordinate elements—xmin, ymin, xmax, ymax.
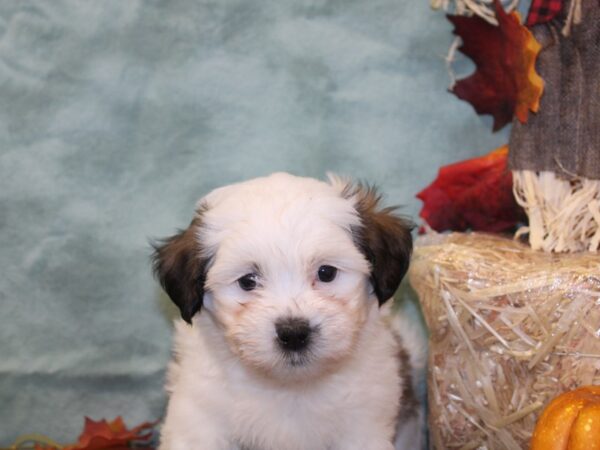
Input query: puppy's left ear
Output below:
<box><xmin>343</xmin><ymin>182</ymin><xmax>414</xmax><ymax>304</ymax></box>
<box><xmin>152</xmin><ymin>218</ymin><xmax>207</xmax><ymax>323</ymax></box>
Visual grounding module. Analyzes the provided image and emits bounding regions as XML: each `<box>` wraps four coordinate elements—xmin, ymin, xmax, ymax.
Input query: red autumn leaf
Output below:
<box><xmin>448</xmin><ymin>0</ymin><xmax>544</xmax><ymax>131</ymax></box>
<box><xmin>62</xmin><ymin>416</ymin><xmax>155</xmax><ymax>450</ymax></box>
<box><xmin>417</xmin><ymin>145</ymin><xmax>525</xmax><ymax>232</ymax></box>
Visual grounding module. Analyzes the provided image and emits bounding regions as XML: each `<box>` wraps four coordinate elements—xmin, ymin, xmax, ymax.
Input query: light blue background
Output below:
<box><xmin>0</xmin><ymin>0</ymin><xmax>509</xmax><ymax>443</ymax></box>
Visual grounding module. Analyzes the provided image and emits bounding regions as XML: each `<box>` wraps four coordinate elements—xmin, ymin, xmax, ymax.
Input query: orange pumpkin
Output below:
<box><xmin>530</xmin><ymin>385</ymin><xmax>600</xmax><ymax>450</ymax></box>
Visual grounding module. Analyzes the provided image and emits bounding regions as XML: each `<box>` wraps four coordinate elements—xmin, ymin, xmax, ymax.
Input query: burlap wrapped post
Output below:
<box><xmin>509</xmin><ymin>0</ymin><xmax>600</xmax><ymax>252</ymax></box>
<box><xmin>509</xmin><ymin>0</ymin><xmax>600</xmax><ymax>178</ymax></box>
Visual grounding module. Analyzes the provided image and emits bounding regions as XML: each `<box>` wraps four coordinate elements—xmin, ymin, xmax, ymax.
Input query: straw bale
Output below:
<box><xmin>409</xmin><ymin>232</ymin><xmax>600</xmax><ymax>449</ymax></box>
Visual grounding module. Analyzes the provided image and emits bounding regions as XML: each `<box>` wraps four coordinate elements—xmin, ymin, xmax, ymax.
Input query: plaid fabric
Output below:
<box><xmin>525</xmin><ymin>0</ymin><xmax>565</xmax><ymax>26</ymax></box>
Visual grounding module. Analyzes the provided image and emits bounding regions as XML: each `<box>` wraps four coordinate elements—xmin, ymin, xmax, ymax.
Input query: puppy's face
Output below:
<box><xmin>153</xmin><ymin>173</ymin><xmax>412</xmax><ymax>381</ymax></box>
<box><xmin>203</xmin><ymin>190</ymin><xmax>371</xmax><ymax>379</ymax></box>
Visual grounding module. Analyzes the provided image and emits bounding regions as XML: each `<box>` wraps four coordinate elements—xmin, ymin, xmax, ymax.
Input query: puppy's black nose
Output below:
<box><xmin>275</xmin><ymin>317</ymin><xmax>312</xmax><ymax>352</ymax></box>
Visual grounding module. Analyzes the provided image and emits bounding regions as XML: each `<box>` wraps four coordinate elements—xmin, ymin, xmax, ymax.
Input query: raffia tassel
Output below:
<box><xmin>562</xmin><ymin>0</ymin><xmax>583</xmax><ymax>36</ymax></box>
<box><xmin>430</xmin><ymin>0</ymin><xmax>520</xmax><ymax>24</ymax></box>
<box><xmin>512</xmin><ymin>170</ymin><xmax>600</xmax><ymax>253</ymax></box>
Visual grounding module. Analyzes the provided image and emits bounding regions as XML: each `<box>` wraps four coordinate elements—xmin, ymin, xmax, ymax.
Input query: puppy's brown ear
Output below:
<box><xmin>152</xmin><ymin>218</ymin><xmax>207</xmax><ymax>323</ymax></box>
<box><xmin>345</xmin><ymin>183</ymin><xmax>414</xmax><ymax>304</ymax></box>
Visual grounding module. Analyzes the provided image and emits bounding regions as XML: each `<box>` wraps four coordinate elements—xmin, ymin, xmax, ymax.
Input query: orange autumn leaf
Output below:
<box><xmin>62</xmin><ymin>416</ymin><xmax>155</xmax><ymax>450</ymax></box>
<box><xmin>447</xmin><ymin>0</ymin><xmax>544</xmax><ymax>131</ymax></box>
<box><xmin>417</xmin><ymin>145</ymin><xmax>525</xmax><ymax>232</ymax></box>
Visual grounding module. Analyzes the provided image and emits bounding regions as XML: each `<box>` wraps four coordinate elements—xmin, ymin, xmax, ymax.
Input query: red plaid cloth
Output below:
<box><xmin>525</xmin><ymin>0</ymin><xmax>565</xmax><ymax>26</ymax></box>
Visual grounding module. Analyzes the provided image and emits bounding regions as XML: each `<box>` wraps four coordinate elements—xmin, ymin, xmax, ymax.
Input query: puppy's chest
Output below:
<box><xmin>226</xmin><ymin>337</ymin><xmax>403</xmax><ymax>450</ymax></box>
<box><xmin>230</xmin><ymin>387</ymin><xmax>340</xmax><ymax>450</ymax></box>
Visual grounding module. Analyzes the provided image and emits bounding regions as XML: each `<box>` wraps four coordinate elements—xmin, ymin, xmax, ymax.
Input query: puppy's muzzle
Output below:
<box><xmin>275</xmin><ymin>317</ymin><xmax>312</xmax><ymax>352</ymax></box>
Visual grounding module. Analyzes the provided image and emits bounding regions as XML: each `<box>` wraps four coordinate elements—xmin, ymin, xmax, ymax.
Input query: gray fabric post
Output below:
<box><xmin>509</xmin><ymin>0</ymin><xmax>600</xmax><ymax>179</ymax></box>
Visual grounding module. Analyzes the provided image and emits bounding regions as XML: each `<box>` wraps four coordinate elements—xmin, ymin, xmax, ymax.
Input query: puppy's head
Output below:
<box><xmin>153</xmin><ymin>173</ymin><xmax>412</xmax><ymax>380</ymax></box>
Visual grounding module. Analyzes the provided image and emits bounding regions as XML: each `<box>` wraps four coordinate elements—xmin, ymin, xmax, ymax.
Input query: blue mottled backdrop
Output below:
<box><xmin>0</xmin><ymin>0</ymin><xmax>509</xmax><ymax>443</ymax></box>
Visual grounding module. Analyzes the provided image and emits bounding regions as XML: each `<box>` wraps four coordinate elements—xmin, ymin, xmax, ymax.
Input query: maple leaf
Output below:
<box><xmin>447</xmin><ymin>0</ymin><xmax>544</xmax><ymax>131</ymax></box>
<box><xmin>417</xmin><ymin>145</ymin><xmax>526</xmax><ymax>232</ymax></box>
<box><xmin>62</xmin><ymin>417</ymin><xmax>156</xmax><ymax>450</ymax></box>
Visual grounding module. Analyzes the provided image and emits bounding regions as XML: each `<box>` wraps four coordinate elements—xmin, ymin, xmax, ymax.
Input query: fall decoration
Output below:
<box><xmin>409</xmin><ymin>232</ymin><xmax>600</xmax><ymax>449</ymax></box>
<box><xmin>513</xmin><ymin>171</ymin><xmax>600</xmax><ymax>252</ymax></box>
<box><xmin>509</xmin><ymin>0</ymin><xmax>600</xmax><ymax>253</ymax></box>
<box><xmin>63</xmin><ymin>417</ymin><xmax>155</xmax><ymax>450</ymax></box>
<box><xmin>530</xmin><ymin>385</ymin><xmax>600</xmax><ymax>450</ymax></box>
<box><xmin>11</xmin><ymin>417</ymin><xmax>156</xmax><ymax>450</ymax></box>
<box><xmin>416</xmin><ymin>146</ymin><xmax>525</xmax><ymax>233</ymax></box>
<box><xmin>419</xmin><ymin>0</ymin><xmax>599</xmax><ymax>448</ymax></box>
<box><xmin>447</xmin><ymin>0</ymin><xmax>544</xmax><ymax>131</ymax></box>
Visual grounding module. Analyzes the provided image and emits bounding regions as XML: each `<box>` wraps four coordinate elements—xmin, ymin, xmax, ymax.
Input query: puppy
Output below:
<box><xmin>153</xmin><ymin>172</ymin><xmax>424</xmax><ymax>450</ymax></box>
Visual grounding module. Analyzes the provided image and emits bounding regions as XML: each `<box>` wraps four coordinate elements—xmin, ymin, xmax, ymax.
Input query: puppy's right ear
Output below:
<box><xmin>152</xmin><ymin>219</ymin><xmax>207</xmax><ymax>324</ymax></box>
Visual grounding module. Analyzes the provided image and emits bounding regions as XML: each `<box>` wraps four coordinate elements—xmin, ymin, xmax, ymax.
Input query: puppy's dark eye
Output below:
<box><xmin>317</xmin><ymin>265</ymin><xmax>337</xmax><ymax>282</ymax></box>
<box><xmin>238</xmin><ymin>273</ymin><xmax>258</xmax><ymax>291</ymax></box>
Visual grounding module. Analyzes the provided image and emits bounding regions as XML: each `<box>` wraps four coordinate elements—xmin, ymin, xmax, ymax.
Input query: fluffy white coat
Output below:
<box><xmin>154</xmin><ymin>173</ymin><xmax>425</xmax><ymax>450</ymax></box>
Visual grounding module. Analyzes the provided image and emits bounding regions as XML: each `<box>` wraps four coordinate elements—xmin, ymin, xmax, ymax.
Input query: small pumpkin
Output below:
<box><xmin>530</xmin><ymin>385</ymin><xmax>600</xmax><ymax>450</ymax></box>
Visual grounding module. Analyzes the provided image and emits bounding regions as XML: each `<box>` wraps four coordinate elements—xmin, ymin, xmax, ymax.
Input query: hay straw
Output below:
<box><xmin>513</xmin><ymin>170</ymin><xmax>600</xmax><ymax>253</ymax></box>
<box><xmin>410</xmin><ymin>232</ymin><xmax>600</xmax><ymax>449</ymax></box>
<box><xmin>429</xmin><ymin>0</ymin><xmax>520</xmax><ymax>24</ymax></box>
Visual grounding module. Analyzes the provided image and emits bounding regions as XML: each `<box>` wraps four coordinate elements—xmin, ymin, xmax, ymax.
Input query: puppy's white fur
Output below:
<box><xmin>154</xmin><ymin>173</ymin><xmax>424</xmax><ymax>450</ymax></box>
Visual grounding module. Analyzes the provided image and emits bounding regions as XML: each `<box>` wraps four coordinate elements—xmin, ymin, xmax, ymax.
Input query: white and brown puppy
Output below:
<box><xmin>153</xmin><ymin>172</ymin><xmax>425</xmax><ymax>450</ymax></box>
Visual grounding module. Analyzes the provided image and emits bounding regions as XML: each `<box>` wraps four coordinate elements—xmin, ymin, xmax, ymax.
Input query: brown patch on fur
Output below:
<box><xmin>152</xmin><ymin>214</ymin><xmax>208</xmax><ymax>323</ymax></box>
<box><xmin>341</xmin><ymin>182</ymin><xmax>414</xmax><ymax>303</ymax></box>
<box><xmin>389</xmin><ymin>329</ymin><xmax>419</xmax><ymax>441</ymax></box>
<box><xmin>396</xmin><ymin>341</ymin><xmax>418</xmax><ymax>422</ymax></box>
